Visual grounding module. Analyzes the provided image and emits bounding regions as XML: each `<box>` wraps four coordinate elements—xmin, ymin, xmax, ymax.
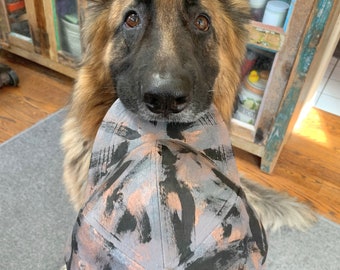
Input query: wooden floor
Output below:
<box><xmin>1</xmin><ymin>51</ymin><xmax>339</xmax><ymax>224</ymax></box>
<box><xmin>235</xmin><ymin>109</ymin><xmax>340</xmax><ymax>223</ymax></box>
<box><xmin>0</xmin><ymin>51</ymin><xmax>73</xmax><ymax>141</ymax></box>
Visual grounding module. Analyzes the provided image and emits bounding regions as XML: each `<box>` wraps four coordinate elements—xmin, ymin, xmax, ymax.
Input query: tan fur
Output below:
<box><xmin>61</xmin><ymin>1</ymin><xmax>128</xmax><ymax>208</ymax></box>
<box><xmin>156</xmin><ymin>1</ymin><xmax>182</xmax><ymax>59</ymax></box>
<box><xmin>201</xmin><ymin>0</ymin><xmax>250</xmax><ymax>121</ymax></box>
<box><xmin>240</xmin><ymin>177</ymin><xmax>317</xmax><ymax>232</ymax></box>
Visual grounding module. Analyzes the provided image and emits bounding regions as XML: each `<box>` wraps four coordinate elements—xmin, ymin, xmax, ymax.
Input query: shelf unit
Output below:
<box><xmin>0</xmin><ymin>0</ymin><xmax>88</xmax><ymax>77</ymax></box>
<box><xmin>230</xmin><ymin>0</ymin><xmax>337</xmax><ymax>173</ymax></box>
<box><xmin>0</xmin><ymin>0</ymin><xmax>337</xmax><ymax>173</ymax></box>
<box><xmin>231</xmin><ymin>22</ymin><xmax>288</xmax><ymax>162</ymax></box>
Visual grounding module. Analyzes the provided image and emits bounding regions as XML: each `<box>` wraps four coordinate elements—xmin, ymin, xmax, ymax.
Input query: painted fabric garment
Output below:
<box><xmin>65</xmin><ymin>99</ymin><xmax>268</xmax><ymax>269</ymax></box>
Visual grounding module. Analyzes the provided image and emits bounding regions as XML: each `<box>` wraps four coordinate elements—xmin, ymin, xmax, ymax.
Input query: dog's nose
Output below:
<box><xmin>143</xmin><ymin>74</ymin><xmax>191</xmax><ymax>115</ymax></box>
<box><xmin>144</xmin><ymin>92</ymin><xmax>190</xmax><ymax>115</ymax></box>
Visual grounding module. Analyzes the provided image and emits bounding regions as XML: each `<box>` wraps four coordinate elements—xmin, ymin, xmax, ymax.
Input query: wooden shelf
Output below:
<box><xmin>230</xmin><ymin>118</ymin><xmax>265</xmax><ymax>157</ymax></box>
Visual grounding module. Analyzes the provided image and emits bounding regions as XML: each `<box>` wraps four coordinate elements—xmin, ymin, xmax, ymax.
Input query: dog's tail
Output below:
<box><xmin>240</xmin><ymin>177</ymin><xmax>318</xmax><ymax>232</ymax></box>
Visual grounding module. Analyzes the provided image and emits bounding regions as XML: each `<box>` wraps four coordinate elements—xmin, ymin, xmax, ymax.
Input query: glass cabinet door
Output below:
<box><xmin>55</xmin><ymin>0</ymin><xmax>81</xmax><ymax>59</ymax></box>
<box><xmin>5</xmin><ymin>0</ymin><xmax>31</xmax><ymax>38</ymax></box>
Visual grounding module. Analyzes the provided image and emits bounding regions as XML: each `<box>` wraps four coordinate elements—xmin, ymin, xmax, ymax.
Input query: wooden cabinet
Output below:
<box><xmin>0</xmin><ymin>0</ymin><xmax>87</xmax><ymax>77</ymax></box>
<box><xmin>231</xmin><ymin>0</ymin><xmax>339</xmax><ymax>173</ymax></box>
<box><xmin>0</xmin><ymin>0</ymin><xmax>338</xmax><ymax>173</ymax></box>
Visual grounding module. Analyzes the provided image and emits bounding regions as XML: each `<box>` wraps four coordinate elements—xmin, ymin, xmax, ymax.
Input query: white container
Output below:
<box><xmin>234</xmin><ymin>70</ymin><xmax>268</xmax><ymax>125</ymax></box>
<box><xmin>262</xmin><ymin>1</ymin><xmax>289</xmax><ymax>27</ymax></box>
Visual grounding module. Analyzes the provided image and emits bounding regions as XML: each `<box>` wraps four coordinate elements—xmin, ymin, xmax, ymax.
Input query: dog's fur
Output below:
<box><xmin>62</xmin><ymin>0</ymin><xmax>316</xmax><ymax>232</ymax></box>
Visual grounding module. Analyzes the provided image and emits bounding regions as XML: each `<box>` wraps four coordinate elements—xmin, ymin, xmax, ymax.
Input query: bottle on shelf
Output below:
<box><xmin>234</xmin><ymin>70</ymin><xmax>269</xmax><ymax>125</ymax></box>
<box><xmin>241</xmin><ymin>48</ymin><xmax>258</xmax><ymax>78</ymax></box>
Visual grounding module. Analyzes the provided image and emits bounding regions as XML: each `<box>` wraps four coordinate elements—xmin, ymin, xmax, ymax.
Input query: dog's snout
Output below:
<box><xmin>143</xmin><ymin>74</ymin><xmax>192</xmax><ymax>116</ymax></box>
<box><xmin>144</xmin><ymin>92</ymin><xmax>190</xmax><ymax>115</ymax></box>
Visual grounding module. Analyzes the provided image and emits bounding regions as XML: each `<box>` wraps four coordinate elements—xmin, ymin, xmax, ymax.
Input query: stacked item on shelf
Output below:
<box><xmin>262</xmin><ymin>1</ymin><xmax>290</xmax><ymax>27</ymax></box>
<box><xmin>234</xmin><ymin>69</ymin><xmax>269</xmax><ymax>125</ymax></box>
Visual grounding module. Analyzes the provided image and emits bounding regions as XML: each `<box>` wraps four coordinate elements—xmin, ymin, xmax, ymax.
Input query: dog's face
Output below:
<box><xmin>82</xmin><ymin>0</ymin><xmax>249</xmax><ymax>124</ymax></box>
<box><xmin>108</xmin><ymin>1</ymin><xmax>219</xmax><ymax>123</ymax></box>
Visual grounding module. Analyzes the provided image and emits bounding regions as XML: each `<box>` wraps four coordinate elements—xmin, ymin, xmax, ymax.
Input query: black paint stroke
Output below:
<box><xmin>160</xmin><ymin>144</ymin><xmax>195</xmax><ymax>263</ymax></box>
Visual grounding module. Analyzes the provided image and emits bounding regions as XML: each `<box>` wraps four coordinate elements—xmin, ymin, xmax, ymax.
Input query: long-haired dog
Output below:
<box><xmin>62</xmin><ymin>0</ymin><xmax>316</xmax><ymax>240</ymax></box>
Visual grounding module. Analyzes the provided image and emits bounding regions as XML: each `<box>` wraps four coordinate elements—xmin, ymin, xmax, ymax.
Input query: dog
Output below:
<box><xmin>62</xmin><ymin>0</ymin><xmax>316</xmax><ymax>241</ymax></box>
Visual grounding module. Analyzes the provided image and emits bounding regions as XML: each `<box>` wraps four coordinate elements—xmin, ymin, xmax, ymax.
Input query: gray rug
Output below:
<box><xmin>1</xmin><ymin>110</ymin><xmax>339</xmax><ymax>270</ymax></box>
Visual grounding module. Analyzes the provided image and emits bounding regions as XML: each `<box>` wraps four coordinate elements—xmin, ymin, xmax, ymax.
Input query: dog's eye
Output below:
<box><xmin>194</xmin><ymin>14</ymin><xmax>210</xmax><ymax>32</ymax></box>
<box><xmin>125</xmin><ymin>12</ymin><xmax>140</xmax><ymax>28</ymax></box>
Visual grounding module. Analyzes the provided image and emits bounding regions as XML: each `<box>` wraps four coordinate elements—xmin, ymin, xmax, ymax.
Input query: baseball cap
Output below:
<box><xmin>64</xmin><ymin>99</ymin><xmax>267</xmax><ymax>269</ymax></box>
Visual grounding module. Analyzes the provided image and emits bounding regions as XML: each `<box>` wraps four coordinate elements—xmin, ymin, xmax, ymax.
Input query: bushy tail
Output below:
<box><xmin>240</xmin><ymin>177</ymin><xmax>318</xmax><ymax>232</ymax></box>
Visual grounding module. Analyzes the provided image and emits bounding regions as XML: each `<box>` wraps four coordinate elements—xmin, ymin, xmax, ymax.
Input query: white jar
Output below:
<box><xmin>262</xmin><ymin>1</ymin><xmax>290</xmax><ymax>27</ymax></box>
<box><xmin>234</xmin><ymin>70</ymin><xmax>268</xmax><ymax>125</ymax></box>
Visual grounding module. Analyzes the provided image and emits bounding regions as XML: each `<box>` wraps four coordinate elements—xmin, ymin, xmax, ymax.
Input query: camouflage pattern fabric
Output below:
<box><xmin>65</xmin><ymin>99</ymin><xmax>268</xmax><ymax>269</ymax></box>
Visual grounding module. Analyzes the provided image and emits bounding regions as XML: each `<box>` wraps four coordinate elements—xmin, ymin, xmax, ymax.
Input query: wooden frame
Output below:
<box><xmin>261</xmin><ymin>0</ymin><xmax>338</xmax><ymax>173</ymax></box>
<box><xmin>0</xmin><ymin>0</ymin><xmax>10</xmax><ymax>42</ymax></box>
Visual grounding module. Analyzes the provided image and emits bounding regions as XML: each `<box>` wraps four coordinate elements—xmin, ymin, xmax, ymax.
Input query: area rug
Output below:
<box><xmin>0</xmin><ymin>110</ymin><xmax>339</xmax><ymax>270</ymax></box>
